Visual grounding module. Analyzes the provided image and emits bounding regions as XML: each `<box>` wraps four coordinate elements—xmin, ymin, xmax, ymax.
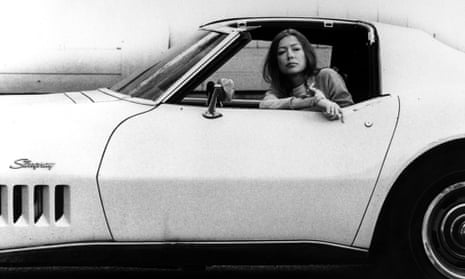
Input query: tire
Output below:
<box><xmin>379</xmin><ymin>154</ymin><xmax>465</xmax><ymax>279</ymax></box>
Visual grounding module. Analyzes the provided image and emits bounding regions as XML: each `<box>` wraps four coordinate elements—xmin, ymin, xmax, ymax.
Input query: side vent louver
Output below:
<box><xmin>13</xmin><ymin>185</ymin><xmax>27</xmax><ymax>225</ymax></box>
<box><xmin>34</xmin><ymin>185</ymin><xmax>48</xmax><ymax>225</ymax></box>
<box><xmin>0</xmin><ymin>185</ymin><xmax>6</xmax><ymax>225</ymax></box>
<box><xmin>54</xmin><ymin>185</ymin><xmax>70</xmax><ymax>225</ymax></box>
<box><xmin>0</xmin><ymin>184</ymin><xmax>70</xmax><ymax>226</ymax></box>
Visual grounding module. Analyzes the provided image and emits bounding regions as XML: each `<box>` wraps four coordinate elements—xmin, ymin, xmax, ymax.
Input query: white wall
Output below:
<box><xmin>0</xmin><ymin>0</ymin><xmax>463</xmax><ymax>92</ymax></box>
<box><xmin>0</xmin><ymin>0</ymin><xmax>170</xmax><ymax>92</ymax></box>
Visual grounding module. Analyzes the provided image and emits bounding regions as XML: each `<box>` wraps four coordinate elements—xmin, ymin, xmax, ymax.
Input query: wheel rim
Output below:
<box><xmin>423</xmin><ymin>182</ymin><xmax>465</xmax><ymax>279</ymax></box>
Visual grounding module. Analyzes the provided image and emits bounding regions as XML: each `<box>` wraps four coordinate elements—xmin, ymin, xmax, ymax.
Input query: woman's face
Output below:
<box><xmin>276</xmin><ymin>35</ymin><xmax>307</xmax><ymax>76</ymax></box>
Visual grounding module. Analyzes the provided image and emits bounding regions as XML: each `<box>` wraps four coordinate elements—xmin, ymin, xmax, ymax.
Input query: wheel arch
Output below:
<box><xmin>369</xmin><ymin>137</ymin><xmax>465</xmax><ymax>256</ymax></box>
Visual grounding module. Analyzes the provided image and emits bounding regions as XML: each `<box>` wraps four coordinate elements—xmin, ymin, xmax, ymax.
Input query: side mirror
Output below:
<box><xmin>203</xmin><ymin>83</ymin><xmax>225</xmax><ymax>119</ymax></box>
<box><xmin>203</xmin><ymin>79</ymin><xmax>234</xmax><ymax>119</ymax></box>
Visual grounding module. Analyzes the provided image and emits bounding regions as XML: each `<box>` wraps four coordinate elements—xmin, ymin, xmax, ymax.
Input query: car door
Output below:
<box><xmin>98</xmin><ymin>95</ymin><xmax>398</xmax><ymax>246</ymax></box>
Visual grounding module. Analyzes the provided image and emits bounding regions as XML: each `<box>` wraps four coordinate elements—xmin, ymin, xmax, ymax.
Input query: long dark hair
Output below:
<box><xmin>263</xmin><ymin>29</ymin><xmax>318</xmax><ymax>97</ymax></box>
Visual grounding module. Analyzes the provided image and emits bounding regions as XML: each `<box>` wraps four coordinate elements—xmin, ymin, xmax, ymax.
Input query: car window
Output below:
<box><xmin>181</xmin><ymin>39</ymin><xmax>334</xmax><ymax>106</ymax></box>
<box><xmin>204</xmin><ymin>40</ymin><xmax>332</xmax><ymax>93</ymax></box>
<box><xmin>173</xmin><ymin>21</ymin><xmax>378</xmax><ymax>107</ymax></box>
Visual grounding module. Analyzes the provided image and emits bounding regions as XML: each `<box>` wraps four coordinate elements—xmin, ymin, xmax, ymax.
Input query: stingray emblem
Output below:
<box><xmin>9</xmin><ymin>158</ymin><xmax>55</xmax><ymax>170</ymax></box>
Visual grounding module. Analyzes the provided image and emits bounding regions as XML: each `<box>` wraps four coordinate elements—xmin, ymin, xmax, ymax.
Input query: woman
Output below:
<box><xmin>260</xmin><ymin>29</ymin><xmax>354</xmax><ymax>120</ymax></box>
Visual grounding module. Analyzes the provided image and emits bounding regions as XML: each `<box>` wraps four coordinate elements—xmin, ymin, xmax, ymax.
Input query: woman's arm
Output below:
<box><xmin>259</xmin><ymin>92</ymin><xmax>323</xmax><ymax>109</ymax></box>
<box><xmin>316</xmin><ymin>68</ymin><xmax>354</xmax><ymax>107</ymax></box>
<box><xmin>307</xmin><ymin>85</ymin><xmax>343</xmax><ymax>121</ymax></box>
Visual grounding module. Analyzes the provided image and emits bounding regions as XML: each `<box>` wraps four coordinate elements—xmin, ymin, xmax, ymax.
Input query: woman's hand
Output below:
<box><xmin>308</xmin><ymin>85</ymin><xmax>326</xmax><ymax>100</ymax></box>
<box><xmin>218</xmin><ymin>78</ymin><xmax>235</xmax><ymax>102</ymax></box>
<box><xmin>317</xmin><ymin>98</ymin><xmax>343</xmax><ymax>121</ymax></box>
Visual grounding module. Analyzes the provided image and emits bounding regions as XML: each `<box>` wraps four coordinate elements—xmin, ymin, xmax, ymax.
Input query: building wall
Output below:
<box><xmin>0</xmin><ymin>0</ymin><xmax>463</xmax><ymax>92</ymax></box>
<box><xmin>0</xmin><ymin>0</ymin><xmax>170</xmax><ymax>92</ymax></box>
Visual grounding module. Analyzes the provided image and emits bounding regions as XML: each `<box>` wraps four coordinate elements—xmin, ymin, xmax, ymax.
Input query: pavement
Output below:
<box><xmin>0</xmin><ymin>264</ymin><xmax>375</xmax><ymax>279</ymax></box>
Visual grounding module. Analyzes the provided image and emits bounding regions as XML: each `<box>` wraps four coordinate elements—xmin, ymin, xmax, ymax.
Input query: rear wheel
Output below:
<box><xmin>422</xmin><ymin>182</ymin><xmax>465</xmax><ymax>278</ymax></box>
<box><xmin>379</xmin><ymin>156</ymin><xmax>465</xmax><ymax>279</ymax></box>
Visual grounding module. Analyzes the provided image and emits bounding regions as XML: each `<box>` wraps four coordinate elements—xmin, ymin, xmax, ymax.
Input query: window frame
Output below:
<box><xmin>167</xmin><ymin>19</ymin><xmax>380</xmax><ymax>108</ymax></box>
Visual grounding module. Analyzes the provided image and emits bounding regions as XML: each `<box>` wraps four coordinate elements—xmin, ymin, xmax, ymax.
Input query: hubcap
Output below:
<box><xmin>423</xmin><ymin>182</ymin><xmax>465</xmax><ymax>279</ymax></box>
<box><xmin>460</xmin><ymin>223</ymin><xmax>465</xmax><ymax>243</ymax></box>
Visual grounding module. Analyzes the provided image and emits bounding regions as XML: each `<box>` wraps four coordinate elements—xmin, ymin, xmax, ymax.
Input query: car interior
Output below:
<box><xmin>173</xmin><ymin>19</ymin><xmax>380</xmax><ymax>108</ymax></box>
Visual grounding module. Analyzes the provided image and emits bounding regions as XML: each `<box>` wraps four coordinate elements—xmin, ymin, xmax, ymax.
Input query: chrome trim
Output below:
<box><xmin>440</xmin><ymin>204</ymin><xmax>465</xmax><ymax>243</ymax></box>
<box><xmin>323</xmin><ymin>20</ymin><xmax>334</xmax><ymax>28</ymax></box>
<box><xmin>200</xmin><ymin>24</ymin><xmax>261</xmax><ymax>34</ymax></box>
<box><xmin>0</xmin><ymin>240</ymin><xmax>368</xmax><ymax>254</ymax></box>
<box><xmin>203</xmin><ymin>17</ymin><xmax>376</xmax><ymax>39</ymax></box>
<box><xmin>156</xmin><ymin>32</ymin><xmax>241</xmax><ymax>105</ymax></box>
<box><xmin>182</xmin><ymin>97</ymin><xmax>260</xmax><ymax>106</ymax></box>
<box><xmin>97</xmin><ymin>88</ymin><xmax>156</xmax><ymax>106</ymax></box>
<box><xmin>200</xmin><ymin>26</ymin><xmax>235</xmax><ymax>34</ymax></box>
<box><xmin>202</xmin><ymin>17</ymin><xmax>367</xmax><ymax>28</ymax></box>
<box><xmin>357</xmin><ymin>22</ymin><xmax>377</xmax><ymax>45</ymax></box>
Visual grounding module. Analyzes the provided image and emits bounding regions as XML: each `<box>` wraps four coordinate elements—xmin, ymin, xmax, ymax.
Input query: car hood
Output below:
<box><xmin>0</xmin><ymin>88</ymin><xmax>153</xmax><ymax>180</ymax></box>
<box><xmin>0</xmin><ymin>88</ymin><xmax>140</xmax><ymax>105</ymax></box>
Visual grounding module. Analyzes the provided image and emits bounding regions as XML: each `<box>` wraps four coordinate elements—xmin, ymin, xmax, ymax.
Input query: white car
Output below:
<box><xmin>1</xmin><ymin>17</ymin><xmax>465</xmax><ymax>279</ymax></box>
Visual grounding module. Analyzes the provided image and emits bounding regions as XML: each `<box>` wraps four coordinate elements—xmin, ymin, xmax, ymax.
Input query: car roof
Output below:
<box><xmin>201</xmin><ymin>16</ymin><xmax>373</xmax><ymax>29</ymax></box>
<box><xmin>201</xmin><ymin>16</ymin><xmax>378</xmax><ymax>51</ymax></box>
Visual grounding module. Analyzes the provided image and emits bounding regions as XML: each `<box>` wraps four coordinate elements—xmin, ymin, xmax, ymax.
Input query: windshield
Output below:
<box><xmin>110</xmin><ymin>30</ymin><xmax>227</xmax><ymax>101</ymax></box>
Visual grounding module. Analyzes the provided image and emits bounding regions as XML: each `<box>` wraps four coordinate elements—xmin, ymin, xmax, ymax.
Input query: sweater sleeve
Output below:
<box><xmin>259</xmin><ymin>92</ymin><xmax>292</xmax><ymax>109</ymax></box>
<box><xmin>259</xmin><ymin>91</ymin><xmax>321</xmax><ymax>109</ymax></box>
<box><xmin>316</xmin><ymin>68</ymin><xmax>354</xmax><ymax>107</ymax></box>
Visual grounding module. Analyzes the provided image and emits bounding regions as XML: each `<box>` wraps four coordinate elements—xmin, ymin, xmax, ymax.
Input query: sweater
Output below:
<box><xmin>259</xmin><ymin>68</ymin><xmax>354</xmax><ymax>110</ymax></box>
